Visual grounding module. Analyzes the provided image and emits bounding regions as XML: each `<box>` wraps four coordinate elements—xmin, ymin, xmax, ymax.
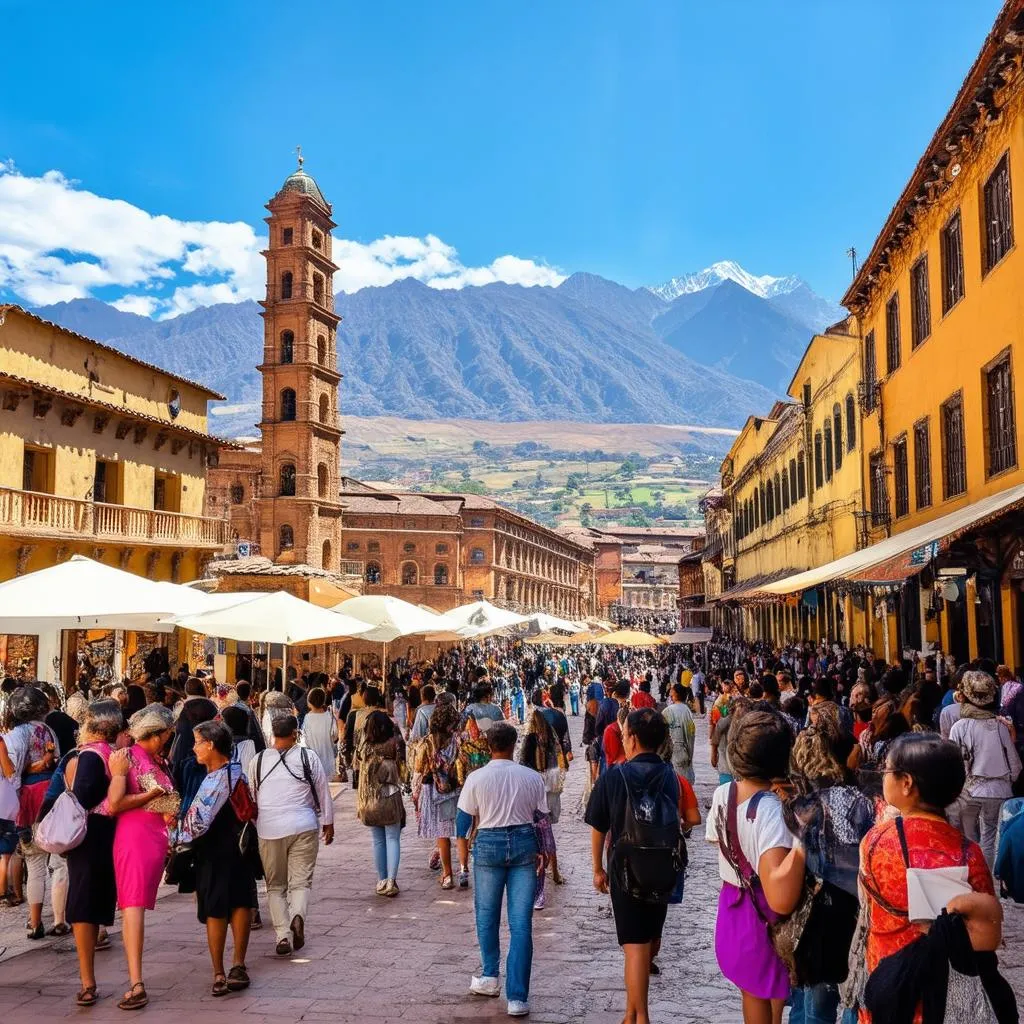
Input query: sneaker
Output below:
<box><xmin>533</xmin><ymin>892</ymin><xmax>546</xmax><ymax>911</ymax></box>
<box><xmin>458</xmin><ymin>868</ymin><xmax>470</xmax><ymax>889</ymax></box>
<box><xmin>428</xmin><ymin>848</ymin><xmax>442</xmax><ymax>871</ymax></box>
<box><xmin>507</xmin><ymin>1000</ymin><xmax>530</xmax><ymax>1016</ymax></box>
<box><xmin>469</xmin><ymin>976</ymin><xmax>500</xmax><ymax>998</ymax></box>
<box><xmin>384</xmin><ymin>879</ymin><xmax>400</xmax><ymax>898</ymax></box>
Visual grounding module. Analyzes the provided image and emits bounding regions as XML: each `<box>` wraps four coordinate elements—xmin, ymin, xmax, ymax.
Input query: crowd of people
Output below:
<box><xmin>0</xmin><ymin>630</ymin><xmax>1022</xmax><ymax>1023</ymax></box>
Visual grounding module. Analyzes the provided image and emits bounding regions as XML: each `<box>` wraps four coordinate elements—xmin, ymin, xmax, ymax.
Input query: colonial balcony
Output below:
<box><xmin>0</xmin><ymin>487</ymin><xmax>232</xmax><ymax>549</ymax></box>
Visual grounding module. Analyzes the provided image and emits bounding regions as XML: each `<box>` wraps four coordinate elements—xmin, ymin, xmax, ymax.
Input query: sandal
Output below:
<box><xmin>96</xmin><ymin>931</ymin><xmax>112</xmax><ymax>951</ymax></box>
<box><xmin>76</xmin><ymin>986</ymin><xmax>98</xmax><ymax>1007</ymax></box>
<box><xmin>26</xmin><ymin>922</ymin><xmax>45</xmax><ymax>940</ymax></box>
<box><xmin>48</xmin><ymin>922</ymin><xmax>71</xmax><ymax>937</ymax></box>
<box><xmin>211</xmin><ymin>975</ymin><xmax>229</xmax><ymax>998</ymax></box>
<box><xmin>118</xmin><ymin>982</ymin><xmax>148</xmax><ymax>1011</ymax></box>
<box><xmin>226</xmin><ymin>965</ymin><xmax>250</xmax><ymax>991</ymax></box>
<box><xmin>440</xmin><ymin>874</ymin><xmax>454</xmax><ymax>890</ymax></box>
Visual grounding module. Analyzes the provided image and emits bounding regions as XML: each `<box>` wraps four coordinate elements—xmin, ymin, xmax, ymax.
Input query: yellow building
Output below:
<box><xmin>0</xmin><ymin>304</ymin><xmax>232</xmax><ymax>679</ymax></box>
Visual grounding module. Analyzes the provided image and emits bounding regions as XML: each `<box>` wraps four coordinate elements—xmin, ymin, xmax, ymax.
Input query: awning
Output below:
<box><xmin>711</xmin><ymin>568</ymin><xmax>803</xmax><ymax>603</ymax></box>
<box><xmin>759</xmin><ymin>483</ymin><xmax>1024</xmax><ymax>596</ymax></box>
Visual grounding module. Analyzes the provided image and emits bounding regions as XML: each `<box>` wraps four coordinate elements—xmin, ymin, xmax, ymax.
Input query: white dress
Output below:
<box><xmin>302</xmin><ymin>711</ymin><xmax>338</xmax><ymax>778</ymax></box>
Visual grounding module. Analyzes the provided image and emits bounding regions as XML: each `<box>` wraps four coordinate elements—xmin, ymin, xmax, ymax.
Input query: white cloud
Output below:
<box><xmin>0</xmin><ymin>161</ymin><xmax>565</xmax><ymax>318</ymax></box>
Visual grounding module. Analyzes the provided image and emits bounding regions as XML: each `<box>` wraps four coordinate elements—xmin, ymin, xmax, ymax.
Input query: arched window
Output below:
<box><xmin>280</xmin><ymin>388</ymin><xmax>296</xmax><ymax>421</ymax></box>
<box><xmin>789</xmin><ymin>458</ymin><xmax>798</xmax><ymax>501</ymax></box>
<box><xmin>317</xmin><ymin>463</ymin><xmax>328</xmax><ymax>498</ymax></box>
<box><xmin>401</xmin><ymin>562</ymin><xmax>418</xmax><ymax>585</ymax></box>
<box><xmin>279</xmin><ymin>462</ymin><xmax>296</xmax><ymax>496</ymax></box>
<box><xmin>759</xmin><ymin>485</ymin><xmax>767</xmax><ymax>524</ymax></box>
<box><xmin>279</xmin><ymin>524</ymin><xmax>294</xmax><ymax>552</ymax></box>
<box><xmin>230</xmin><ymin>484</ymin><xmax>244</xmax><ymax>504</ymax></box>
<box><xmin>833</xmin><ymin>403</ymin><xmax>843</xmax><ymax>470</ymax></box>
<box><xmin>403</xmin><ymin>542</ymin><xmax>416</xmax><ymax>554</ymax></box>
<box><xmin>753</xmin><ymin>488</ymin><xmax>760</xmax><ymax>528</ymax></box>
<box><xmin>318</xmin><ymin>393</ymin><xmax>329</xmax><ymax>423</ymax></box>
<box><xmin>434</xmin><ymin>564</ymin><xmax>449</xmax><ymax>586</ymax></box>
<box><xmin>367</xmin><ymin>540</ymin><xmax>380</xmax><ymax>553</ymax></box>
<box><xmin>470</xmin><ymin>547</ymin><xmax>486</xmax><ymax>564</ymax></box>
<box><xmin>435</xmin><ymin>542</ymin><xmax>449</xmax><ymax>554</ymax></box>
<box><xmin>281</xmin><ymin>271</ymin><xmax>293</xmax><ymax>300</ymax></box>
<box><xmin>313</xmin><ymin>273</ymin><xmax>325</xmax><ymax>306</ymax></box>
<box><xmin>846</xmin><ymin>393</ymin><xmax>857</xmax><ymax>452</ymax></box>
<box><xmin>365</xmin><ymin>561</ymin><xmax>381</xmax><ymax>584</ymax></box>
<box><xmin>824</xmin><ymin>421</ymin><xmax>834</xmax><ymax>481</ymax></box>
<box><xmin>766</xmin><ymin>481</ymin><xmax>775</xmax><ymax>520</ymax></box>
<box><xmin>814</xmin><ymin>433</ymin><xmax>824</xmax><ymax>489</ymax></box>
<box><xmin>317</xmin><ymin>335</ymin><xmax>327</xmax><ymax>365</ymax></box>
<box><xmin>774</xmin><ymin>473</ymin><xmax>782</xmax><ymax>514</ymax></box>
<box><xmin>782</xmin><ymin>471</ymin><xmax>790</xmax><ymax>510</ymax></box>
<box><xmin>322</xmin><ymin>540</ymin><xmax>332</xmax><ymax>570</ymax></box>
<box><xmin>280</xmin><ymin>330</ymin><xmax>294</xmax><ymax>364</ymax></box>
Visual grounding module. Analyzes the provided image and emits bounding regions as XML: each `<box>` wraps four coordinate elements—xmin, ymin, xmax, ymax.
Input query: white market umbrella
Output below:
<box><xmin>332</xmin><ymin>595</ymin><xmax>457</xmax><ymax>643</ymax></box>
<box><xmin>523</xmin><ymin>612</ymin><xmax>580</xmax><ymax>635</ymax></box>
<box><xmin>444</xmin><ymin>600</ymin><xmax>530</xmax><ymax>637</ymax></box>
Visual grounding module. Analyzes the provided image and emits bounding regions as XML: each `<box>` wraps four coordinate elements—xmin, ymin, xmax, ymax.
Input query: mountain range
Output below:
<box><xmin>31</xmin><ymin>262</ymin><xmax>845</xmax><ymax>435</ymax></box>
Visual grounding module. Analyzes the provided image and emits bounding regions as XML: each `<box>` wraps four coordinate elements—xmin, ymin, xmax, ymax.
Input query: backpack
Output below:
<box><xmin>429</xmin><ymin>737</ymin><xmax>459</xmax><ymax>795</ymax></box>
<box><xmin>995</xmin><ymin>797</ymin><xmax>1024</xmax><ymax>902</ymax></box>
<box><xmin>254</xmin><ymin>747</ymin><xmax>321</xmax><ymax>816</ymax></box>
<box><xmin>609</xmin><ymin>761</ymin><xmax>686</xmax><ymax>904</ymax></box>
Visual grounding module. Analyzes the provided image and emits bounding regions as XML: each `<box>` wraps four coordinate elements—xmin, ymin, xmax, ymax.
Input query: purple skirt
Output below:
<box><xmin>715</xmin><ymin>882</ymin><xmax>790</xmax><ymax>1000</ymax></box>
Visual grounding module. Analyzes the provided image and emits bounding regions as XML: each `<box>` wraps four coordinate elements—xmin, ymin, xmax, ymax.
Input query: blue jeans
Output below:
<box><xmin>569</xmin><ymin>691</ymin><xmax>579</xmax><ymax>715</ymax></box>
<box><xmin>369</xmin><ymin>823</ymin><xmax>401</xmax><ymax>881</ymax></box>
<box><xmin>788</xmin><ymin>983</ymin><xmax>842</xmax><ymax>1024</ymax></box>
<box><xmin>473</xmin><ymin>824</ymin><xmax>538</xmax><ymax>1003</ymax></box>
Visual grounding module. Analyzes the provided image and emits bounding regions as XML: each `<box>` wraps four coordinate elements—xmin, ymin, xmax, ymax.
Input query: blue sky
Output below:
<box><xmin>0</xmin><ymin>0</ymin><xmax>1005</xmax><ymax>314</ymax></box>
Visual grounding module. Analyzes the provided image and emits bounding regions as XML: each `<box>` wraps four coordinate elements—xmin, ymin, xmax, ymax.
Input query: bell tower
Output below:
<box><xmin>257</xmin><ymin>153</ymin><xmax>344</xmax><ymax>570</ymax></box>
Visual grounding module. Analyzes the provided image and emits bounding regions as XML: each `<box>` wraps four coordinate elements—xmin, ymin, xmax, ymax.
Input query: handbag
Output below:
<box><xmin>34</xmin><ymin>790</ymin><xmax>88</xmax><ymax>854</ymax></box>
<box><xmin>164</xmin><ymin>843</ymin><xmax>197</xmax><ymax>891</ymax></box>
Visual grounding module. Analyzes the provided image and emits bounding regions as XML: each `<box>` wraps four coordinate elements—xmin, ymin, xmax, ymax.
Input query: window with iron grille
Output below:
<box><xmin>986</xmin><ymin>353</ymin><xmax>1017</xmax><ymax>476</ymax></box>
<box><xmin>814</xmin><ymin>433</ymin><xmax>823</xmax><ymax>489</ymax></box>
<box><xmin>846</xmin><ymin>394</ymin><xmax>857</xmax><ymax>451</ymax></box>
<box><xmin>983</xmin><ymin>154</ymin><xmax>1014</xmax><ymax>273</ymax></box>
<box><xmin>775</xmin><ymin>473</ymin><xmax>782</xmax><ymax>515</ymax></box>
<box><xmin>869</xmin><ymin>452</ymin><xmax>888</xmax><ymax>525</ymax></box>
<box><xmin>885</xmin><ymin>295</ymin><xmax>901</xmax><ymax>374</ymax></box>
<box><xmin>941</xmin><ymin>210</ymin><xmax>965</xmax><ymax>313</ymax></box>
<box><xmin>833</xmin><ymin>404</ymin><xmax>843</xmax><ymax>470</ymax></box>
<box><xmin>789</xmin><ymin>459</ymin><xmax>798</xmax><ymax>501</ymax></box>
<box><xmin>824</xmin><ymin>421</ymin><xmax>833</xmax><ymax>481</ymax></box>
<box><xmin>914</xmin><ymin>419</ymin><xmax>932</xmax><ymax>510</ymax></box>
<box><xmin>910</xmin><ymin>256</ymin><xmax>931</xmax><ymax>348</ymax></box>
<box><xmin>864</xmin><ymin>331</ymin><xmax>877</xmax><ymax>411</ymax></box>
<box><xmin>797</xmin><ymin>455</ymin><xmax>806</xmax><ymax>498</ymax></box>
<box><xmin>782</xmin><ymin>471</ymin><xmax>790</xmax><ymax>510</ymax></box>
<box><xmin>893</xmin><ymin>437</ymin><xmax>909</xmax><ymax>518</ymax></box>
<box><xmin>941</xmin><ymin>392</ymin><xmax>967</xmax><ymax>498</ymax></box>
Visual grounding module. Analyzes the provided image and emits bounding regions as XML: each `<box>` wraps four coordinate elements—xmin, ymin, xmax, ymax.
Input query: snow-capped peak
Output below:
<box><xmin>647</xmin><ymin>260</ymin><xmax>804</xmax><ymax>302</ymax></box>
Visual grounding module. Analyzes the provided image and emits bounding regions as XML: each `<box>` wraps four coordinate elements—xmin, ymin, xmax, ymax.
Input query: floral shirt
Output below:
<box><xmin>173</xmin><ymin>762</ymin><xmax>246</xmax><ymax>844</ymax></box>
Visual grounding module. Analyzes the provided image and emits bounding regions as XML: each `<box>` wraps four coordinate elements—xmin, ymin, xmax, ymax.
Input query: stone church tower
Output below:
<box><xmin>257</xmin><ymin>157</ymin><xmax>344</xmax><ymax>570</ymax></box>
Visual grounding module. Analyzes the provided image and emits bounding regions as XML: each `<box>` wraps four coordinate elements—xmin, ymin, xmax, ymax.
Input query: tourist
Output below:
<box><xmin>707</xmin><ymin>708</ymin><xmax>806</xmax><ymax>1024</ymax></box>
<box><xmin>568</xmin><ymin>674</ymin><xmax>581</xmax><ymax>716</ymax></box>
<box><xmin>459</xmin><ymin>721</ymin><xmax>550</xmax><ymax>1018</ymax></box>
<box><xmin>948</xmin><ymin>671</ymin><xmax>1021</xmax><ymax>868</ymax></box>
<box><xmin>106</xmin><ymin>704</ymin><xmax>178</xmax><ymax>1010</ymax></box>
<box><xmin>221</xmin><ymin>704</ymin><xmax>256</xmax><ymax>771</ymax></box>
<box><xmin>662</xmin><ymin>683</ymin><xmax>697</xmax><ymax>783</ymax></box>
<box><xmin>631</xmin><ymin>678</ymin><xmax>657</xmax><ymax>710</ymax></box>
<box><xmin>249</xmin><ymin>713</ymin><xmax>334</xmax><ymax>956</ymax></box>
<box><xmin>345</xmin><ymin>684</ymin><xmax>384</xmax><ymax>789</ymax></box>
<box><xmin>410</xmin><ymin>683</ymin><xmax>438</xmax><ymax>741</ymax></box>
<box><xmin>692</xmin><ymin>662</ymin><xmax>706</xmax><ymax>715</ymax></box>
<box><xmin>303</xmin><ymin>686</ymin><xmax>339</xmax><ymax>781</ymax></box>
<box><xmin>464</xmin><ymin>681</ymin><xmax>506</xmax><ymax>730</ymax></box>
<box><xmin>65</xmin><ymin>700</ymin><xmax>121</xmax><ymax>1007</ymax></box>
<box><xmin>519</xmin><ymin>702</ymin><xmax>566</xmax><ymax>905</ymax></box>
<box><xmin>586</xmin><ymin>708</ymin><xmax>699</xmax><ymax>1024</ymax></box>
<box><xmin>176</xmin><ymin>720</ymin><xmax>255</xmax><ymax>997</ymax></box>
<box><xmin>356</xmin><ymin>709</ymin><xmax>406</xmax><ymax>896</ymax></box>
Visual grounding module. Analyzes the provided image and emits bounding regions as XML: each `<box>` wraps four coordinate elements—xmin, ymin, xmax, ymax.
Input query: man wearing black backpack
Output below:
<box><xmin>585</xmin><ymin>708</ymin><xmax>700</xmax><ymax>1024</ymax></box>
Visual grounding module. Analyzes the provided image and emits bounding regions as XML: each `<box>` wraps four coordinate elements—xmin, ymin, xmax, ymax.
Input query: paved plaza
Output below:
<box><xmin>2</xmin><ymin>718</ymin><xmax>1023</xmax><ymax>1023</ymax></box>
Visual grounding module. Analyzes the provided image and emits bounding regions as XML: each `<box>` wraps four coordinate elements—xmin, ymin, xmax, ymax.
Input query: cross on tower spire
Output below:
<box><xmin>295</xmin><ymin>144</ymin><xmax>303</xmax><ymax>170</ymax></box>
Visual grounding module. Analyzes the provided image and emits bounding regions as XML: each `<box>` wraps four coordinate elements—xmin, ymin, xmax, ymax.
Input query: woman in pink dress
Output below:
<box><xmin>107</xmin><ymin>704</ymin><xmax>178</xmax><ymax>1011</ymax></box>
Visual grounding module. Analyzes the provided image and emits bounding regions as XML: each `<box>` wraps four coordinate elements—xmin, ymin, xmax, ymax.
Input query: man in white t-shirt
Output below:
<box><xmin>250</xmin><ymin>714</ymin><xmax>334</xmax><ymax>957</ymax></box>
<box><xmin>457</xmin><ymin>722</ymin><xmax>549</xmax><ymax>1018</ymax></box>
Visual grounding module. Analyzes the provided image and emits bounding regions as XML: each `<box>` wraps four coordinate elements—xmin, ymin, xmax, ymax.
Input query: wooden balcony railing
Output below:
<box><xmin>0</xmin><ymin>487</ymin><xmax>231</xmax><ymax>549</ymax></box>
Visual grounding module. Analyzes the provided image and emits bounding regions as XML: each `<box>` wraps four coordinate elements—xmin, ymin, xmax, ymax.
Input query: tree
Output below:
<box><xmin>566</xmin><ymin>472</ymin><xmax>585</xmax><ymax>491</ymax></box>
<box><xmin>461</xmin><ymin>468</ymin><xmax>471</xmax><ymax>481</ymax></box>
<box><xmin>626</xmin><ymin>510</ymin><xmax>652</xmax><ymax>527</ymax></box>
<box><xmin>580</xmin><ymin>507</ymin><xmax>592</xmax><ymax>527</ymax></box>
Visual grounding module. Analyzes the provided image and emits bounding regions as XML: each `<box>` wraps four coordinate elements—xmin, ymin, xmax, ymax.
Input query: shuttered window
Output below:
<box><xmin>986</xmin><ymin>353</ymin><xmax>1017</xmax><ymax>476</ymax></box>
<box><xmin>893</xmin><ymin>437</ymin><xmax>909</xmax><ymax>519</ymax></box>
<box><xmin>914</xmin><ymin>419</ymin><xmax>932</xmax><ymax>510</ymax></box>
<box><xmin>983</xmin><ymin>154</ymin><xmax>1014</xmax><ymax>273</ymax></box>
<box><xmin>941</xmin><ymin>393</ymin><xmax>967</xmax><ymax>498</ymax></box>
<box><xmin>910</xmin><ymin>256</ymin><xmax>931</xmax><ymax>348</ymax></box>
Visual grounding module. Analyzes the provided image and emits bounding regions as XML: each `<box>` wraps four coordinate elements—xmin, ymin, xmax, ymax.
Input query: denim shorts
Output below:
<box><xmin>0</xmin><ymin>818</ymin><xmax>18</xmax><ymax>856</ymax></box>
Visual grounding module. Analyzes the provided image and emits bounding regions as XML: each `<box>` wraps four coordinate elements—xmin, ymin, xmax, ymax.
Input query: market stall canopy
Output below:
<box><xmin>332</xmin><ymin>595</ymin><xmax>461</xmax><ymax>643</ymax></box>
<box><xmin>172</xmin><ymin>591</ymin><xmax>375</xmax><ymax>645</ymax></box>
<box><xmin>597</xmin><ymin>629</ymin><xmax>668</xmax><ymax>648</ymax></box>
<box><xmin>444</xmin><ymin>600</ymin><xmax>530</xmax><ymax>637</ymax></box>
<box><xmin>522</xmin><ymin>612</ymin><xmax>579</xmax><ymax>635</ymax></box>
<box><xmin>666</xmin><ymin>627</ymin><xmax>714</xmax><ymax>644</ymax></box>
<box><xmin>0</xmin><ymin>556</ymin><xmax>221</xmax><ymax>633</ymax></box>
<box><xmin>759</xmin><ymin>483</ymin><xmax>1024</xmax><ymax>596</ymax></box>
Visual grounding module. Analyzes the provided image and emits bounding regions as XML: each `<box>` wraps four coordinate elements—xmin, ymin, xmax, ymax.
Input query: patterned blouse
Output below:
<box><xmin>173</xmin><ymin>761</ymin><xmax>246</xmax><ymax>844</ymax></box>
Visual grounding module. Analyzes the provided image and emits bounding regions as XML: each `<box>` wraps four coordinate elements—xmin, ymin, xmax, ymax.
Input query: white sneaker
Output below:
<box><xmin>469</xmin><ymin>976</ymin><xmax>501</xmax><ymax>998</ymax></box>
<box><xmin>507</xmin><ymin>1000</ymin><xmax>529</xmax><ymax>1016</ymax></box>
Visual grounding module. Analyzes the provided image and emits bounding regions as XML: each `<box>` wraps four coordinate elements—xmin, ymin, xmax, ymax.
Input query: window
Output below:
<box><xmin>313</xmin><ymin>273</ymin><xmax>325</xmax><ymax>305</ymax></box>
<box><xmin>282</xmin><ymin>227</ymin><xmax>293</xmax><ymax>245</ymax></box>
<box><xmin>813</xmin><ymin>434</ymin><xmax>823</xmax><ymax>489</ymax></box>
<box><xmin>366</xmin><ymin>561</ymin><xmax>381</xmax><ymax>584</ymax></box>
<box><xmin>914</xmin><ymin>419</ymin><xmax>932</xmax><ymax>510</ymax></box>
<box><xmin>845</xmin><ymin>394</ymin><xmax>856</xmax><ymax>451</ymax></box>
<box><xmin>470</xmin><ymin>547</ymin><xmax>486</xmax><ymax>564</ymax></box>
<box><xmin>941</xmin><ymin>392</ymin><xmax>967</xmax><ymax>498</ymax></box>
<box><xmin>833</xmin><ymin>404</ymin><xmax>843</xmax><ymax>470</ymax></box>
<box><xmin>317</xmin><ymin>462</ymin><xmax>328</xmax><ymax>498</ymax></box>
<box><xmin>280</xmin><ymin>388</ymin><xmax>296</xmax><ymax>421</ymax></box>
<box><xmin>403</xmin><ymin>542</ymin><xmax>416</xmax><ymax>553</ymax></box>
<box><xmin>823</xmin><ymin>420</ymin><xmax>833</xmax><ymax>481</ymax></box>
<box><xmin>869</xmin><ymin>452</ymin><xmax>888</xmax><ymax>525</ymax></box>
<box><xmin>434</xmin><ymin>564</ymin><xmax>449</xmax><ymax>586</ymax></box>
<box><xmin>367</xmin><ymin>540</ymin><xmax>380</xmax><ymax>553</ymax></box>
<box><xmin>346</xmin><ymin>541</ymin><xmax>360</xmax><ymax>551</ymax></box>
<box><xmin>885</xmin><ymin>294</ymin><xmax>901</xmax><ymax>374</ymax></box>
<box><xmin>229</xmin><ymin>484</ymin><xmax>244</xmax><ymax>505</ymax></box>
<box><xmin>22</xmin><ymin>446</ymin><xmax>53</xmax><ymax>493</ymax></box>
<box><xmin>435</xmin><ymin>543</ymin><xmax>449</xmax><ymax>554</ymax></box>
<box><xmin>317</xmin><ymin>335</ymin><xmax>327</xmax><ymax>365</ymax></box>
<box><xmin>318</xmin><ymin>393</ymin><xmax>329</xmax><ymax>423</ymax></box>
<box><xmin>775</xmin><ymin>474</ymin><xmax>782</xmax><ymax>514</ymax></box>
<box><xmin>153</xmin><ymin>473</ymin><xmax>179</xmax><ymax>512</ymax></box>
<box><xmin>401</xmin><ymin>562</ymin><xmax>418</xmax><ymax>585</ymax></box>
<box><xmin>311</xmin><ymin>229</ymin><xmax>323</xmax><ymax>251</ymax></box>
<box><xmin>910</xmin><ymin>256</ymin><xmax>931</xmax><ymax>348</ymax></box>
<box><xmin>983</xmin><ymin>154</ymin><xmax>1014</xmax><ymax>273</ymax></box>
<box><xmin>864</xmin><ymin>330</ymin><xmax>878</xmax><ymax>411</ymax></box>
<box><xmin>759</xmin><ymin>485</ymin><xmax>766</xmax><ymax>523</ymax></box>
<box><xmin>893</xmin><ymin>436</ymin><xmax>909</xmax><ymax>519</ymax></box>
<box><xmin>753</xmin><ymin>489</ymin><xmax>760</xmax><ymax>528</ymax></box>
<box><xmin>781</xmin><ymin>471</ymin><xmax>790</xmax><ymax>510</ymax></box>
<box><xmin>281</xmin><ymin>271</ymin><xmax>293</xmax><ymax>299</ymax></box>
<box><xmin>280</xmin><ymin>330</ymin><xmax>294</xmax><ymax>364</ymax></box>
<box><xmin>279</xmin><ymin>462</ymin><xmax>296</xmax><ymax>496</ymax></box>
<box><xmin>766</xmin><ymin>480</ymin><xmax>774</xmax><ymax>521</ymax></box>
<box><xmin>986</xmin><ymin>353</ymin><xmax>1017</xmax><ymax>476</ymax></box>
<box><xmin>469</xmin><ymin>516</ymin><xmax>485</xmax><ymax>527</ymax></box>
<box><xmin>802</xmin><ymin>383</ymin><xmax>812</xmax><ymax>408</ymax></box>
<box><xmin>322</xmin><ymin>540</ymin><xmax>332</xmax><ymax>570</ymax></box>
<box><xmin>797</xmin><ymin>454</ymin><xmax>806</xmax><ymax>499</ymax></box>
<box><xmin>788</xmin><ymin>459</ymin><xmax>798</xmax><ymax>501</ymax></box>
<box><xmin>941</xmin><ymin>211</ymin><xmax>965</xmax><ymax>313</ymax></box>
<box><xmin>94</xmin><ymin>460</ymin><xmax>121</xmax><ymax>504</ymax></box>
<box><xmin>279</xmin><ymin>524</ymin><xmax>294</xmax><ymax>551</ymax></box>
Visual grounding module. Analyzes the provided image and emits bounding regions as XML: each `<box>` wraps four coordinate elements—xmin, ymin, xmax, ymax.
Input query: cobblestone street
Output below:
<box><xmin>2</xmin><ymin>716</ymin><xmax>1023</xmax><ymax>1023</ymax></box>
